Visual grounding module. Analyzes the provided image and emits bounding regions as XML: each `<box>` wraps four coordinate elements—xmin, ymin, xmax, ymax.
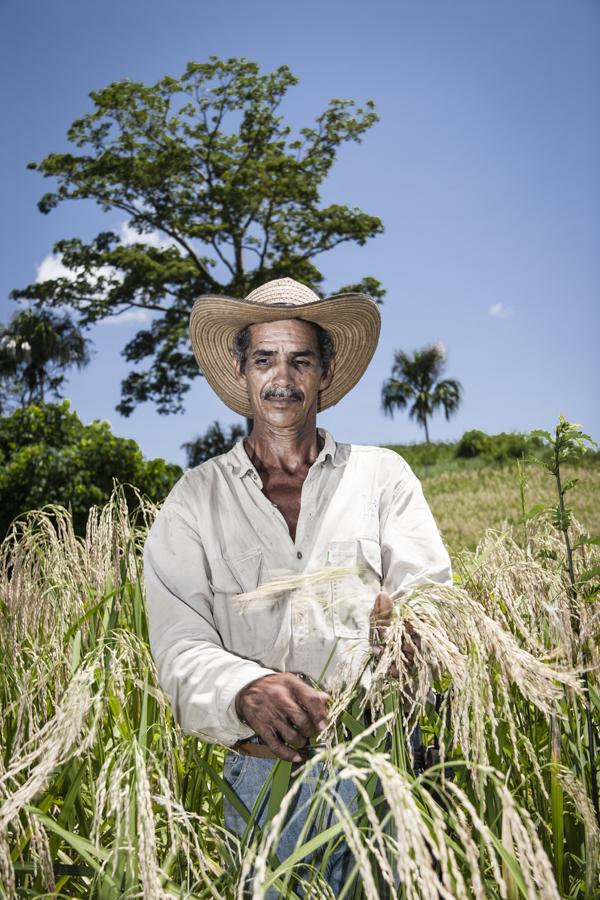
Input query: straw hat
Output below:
<box><xmin>189</xmin><ymin>277</ymin><xmax>381</xmax><ymax>417</ymax></box>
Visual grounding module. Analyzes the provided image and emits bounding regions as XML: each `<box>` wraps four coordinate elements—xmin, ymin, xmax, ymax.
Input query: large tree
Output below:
<box><xmin>381</xmin><ymin>342</ymin><xmax>462</xmax><ymax>443</ymax></box>
<box><xmin>12</xmin><ymin>57</ymin><xmax>384</xmax><ymax>416</ymax></box>
<box><xmin>0</xmin><ymin>308</ymin><xmax>90</xmax><ymax>410</ymax></box>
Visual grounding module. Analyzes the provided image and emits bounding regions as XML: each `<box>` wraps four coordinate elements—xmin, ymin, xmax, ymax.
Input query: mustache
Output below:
<box><xmin>262</xmin><ymin>385</ymin><xmax>304</xmax><ymax>402</ymax></box>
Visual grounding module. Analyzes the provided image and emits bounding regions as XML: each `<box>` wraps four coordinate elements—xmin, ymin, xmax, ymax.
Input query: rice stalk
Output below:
<box><xmin>0</xmin><ymin>477</ymin><xmax>598</xmax><ymax>898</ymax></box>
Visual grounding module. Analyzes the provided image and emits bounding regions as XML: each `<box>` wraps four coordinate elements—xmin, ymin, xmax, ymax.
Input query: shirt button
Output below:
<box><xmin>297</xmin><ymin>551</ymin><xmax>303</xmax><ymax>559</ymax></box>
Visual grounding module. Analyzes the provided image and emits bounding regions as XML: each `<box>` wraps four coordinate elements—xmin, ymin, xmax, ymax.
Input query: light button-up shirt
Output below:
<box><xmin>143</xmin><ymin>429</ymin><xmax>452</xmax><ymax>746</ymax></box>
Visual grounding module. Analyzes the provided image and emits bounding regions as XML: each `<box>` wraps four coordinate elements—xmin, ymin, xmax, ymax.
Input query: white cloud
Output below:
<box><xmin>36</xmin><ymin>253</ymin><xmax>76</xmax><ymax>282</ymax></box>
<box><xmin>35</xmin><ymin>220</ymin><xmax>175</xmax><ymax>287</ymax></box>
<box><xmin>488</xmin><ymin>302</ymin><xmax>511</xmax><ymax>319</ymax></box>
<box><xmin>119</xmin><ymin>221</ymin><xmax>176</xmax><ymax>250</ymax></box>
<box><xmin>36</xmin><ymin>253</ymin><xmax>119</xmax><ymax>288</ymax></box>
<box><xmin>99</xmin><ymin>309</ymin><xmax>152</xmax><ymax>326</ymax></box>
<box><xmin>34</xmin><ymin>225</ymin><xmax>168</xmax><ymax>328</ymax></box>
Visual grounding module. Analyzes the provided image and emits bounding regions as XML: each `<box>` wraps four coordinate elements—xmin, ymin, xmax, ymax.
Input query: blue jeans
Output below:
<box><xmin>223</xmin><ymin>747</ymin><xmax>360</xmax><ymax>897</ymax></box>
<box><xmin>222</xmin><ymin>726</ymin><xmax>425</xmax><ymax>898</ymax></box>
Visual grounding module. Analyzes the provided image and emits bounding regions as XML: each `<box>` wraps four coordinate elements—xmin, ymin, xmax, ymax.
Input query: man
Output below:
<box><xmin>144</xmin><ymin>277</ymin><xmax>452</xmax><ymax>893</ymax></box>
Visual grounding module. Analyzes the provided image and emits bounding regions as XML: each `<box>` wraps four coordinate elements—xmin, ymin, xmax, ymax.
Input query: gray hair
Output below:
<box><xmin>232</xmin><ymin>320</ymin><xmax>335</xmax><ymax>375</ymax></box>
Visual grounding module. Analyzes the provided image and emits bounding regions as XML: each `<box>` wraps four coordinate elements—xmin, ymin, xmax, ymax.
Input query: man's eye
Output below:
<box><xmin>295</xmin><ymin>359</ymin><xmax>310</xmax><ymax>367</ymax></box>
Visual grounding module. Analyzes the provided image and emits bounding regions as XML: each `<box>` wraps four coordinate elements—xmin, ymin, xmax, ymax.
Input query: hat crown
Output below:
<box><xmin>245</xmin><ymin>277</ymin><xmax>320</xmax><ymax>307</ymax></box>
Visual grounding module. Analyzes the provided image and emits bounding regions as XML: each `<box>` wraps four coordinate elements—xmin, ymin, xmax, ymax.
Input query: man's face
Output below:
<box><xmin>233</xmin><ymin>319</ymin><xmax>335</xmax><ymax>427</ymax></box>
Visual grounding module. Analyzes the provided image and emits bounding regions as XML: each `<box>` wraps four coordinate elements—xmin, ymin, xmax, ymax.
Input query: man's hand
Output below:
<box><xmin>235</xmin><ymin>672</ymin><xmax>330</xmax><ymax>762</ymax></box>
<box><xmin>370</xmin><ymin>591</ymin><xmax>421</xmax><ymax>678</ymax></box>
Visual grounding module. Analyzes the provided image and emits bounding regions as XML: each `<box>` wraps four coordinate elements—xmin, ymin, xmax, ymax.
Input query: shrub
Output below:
<box><xmin>455</xmin><ymin>429</ymin><xmax>492</xmax><ymax>459</ymax></box>
<box><xmin>0</xmin><ymin>401</ymin><xmax>181</xmax><ymax>537</ymax></box>
<box><xmin>455</xmin><ymin>429</ymin><xmax>542</xmax><ymax>462</ymax></box>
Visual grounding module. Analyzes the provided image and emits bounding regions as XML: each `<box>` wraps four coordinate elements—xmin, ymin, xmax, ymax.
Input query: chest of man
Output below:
<box><xmin>258</xmin><ymin>467</ymin><xmax>308</xmax><ymax>543</ymax></box>
<box><xmin>190</xmin><ymin>454</ymin><xmax>384</xmax><ymax>679</ymax></box>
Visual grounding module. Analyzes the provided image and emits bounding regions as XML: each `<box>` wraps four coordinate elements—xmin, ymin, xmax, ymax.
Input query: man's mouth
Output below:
<box><xmin>268</xmin><ymin>396</ymin><xmax>299</xmax><ymax>403</ymax></box>
<box><xmin>262</xmin><ymin>387</ymin><xmax>303</xmax><ymax>403</ymax></box>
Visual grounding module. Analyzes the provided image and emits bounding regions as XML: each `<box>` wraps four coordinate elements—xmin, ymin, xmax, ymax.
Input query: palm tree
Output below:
<box><xmin>0</xmin><ymin>308</ymin><xmax>91</xmax><ymax>409</ymax></box>
<box><xmin>381</xmin><ymin>342</ymin><xmax>462</xmax><ymax>443</ymax></box>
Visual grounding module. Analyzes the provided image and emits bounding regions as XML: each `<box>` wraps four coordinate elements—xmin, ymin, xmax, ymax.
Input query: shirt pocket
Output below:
<box><xmin>210</xmin><ymin>549</ymin><xmax>289</xmax><ymax>661</ymax></box>
<box><xmin>209</xmin><ymin>549</ymin><xmax>263</xmax><ymax>595</ymax></box>
<box><xmin>328</xmin><ymin>538</ymin><xmax>383</xmax><ymax>639</ymax></box>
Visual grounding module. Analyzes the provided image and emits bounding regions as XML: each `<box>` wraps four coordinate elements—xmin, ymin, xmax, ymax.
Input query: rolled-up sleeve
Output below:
<box><xmin>379</xmin><ymin>456</ymin><xmax>452</xmax><ymax>599</ymax></box>
<box><xmin>143</xmin><ymin>496</ymin><xmax>277</xmax><ymax>746</ymax></box>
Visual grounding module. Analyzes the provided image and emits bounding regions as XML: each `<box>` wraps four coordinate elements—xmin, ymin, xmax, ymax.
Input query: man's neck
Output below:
<box><xmin>244</xmin><ymin>422</ymin><xmax>324</xmax><ymax>476</ymax></box>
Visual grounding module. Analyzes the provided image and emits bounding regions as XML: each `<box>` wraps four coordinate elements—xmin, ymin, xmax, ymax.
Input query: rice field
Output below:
<box><xmin>0</xmin><ymin>443</ymin><xmax>598</xmax><ymax>898</ymax></box>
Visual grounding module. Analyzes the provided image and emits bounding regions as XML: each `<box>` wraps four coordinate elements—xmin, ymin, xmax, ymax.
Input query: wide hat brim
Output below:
<box><xmin>189</xmin><ymin>292</ymin><xmax>381</xmax><ymax>418</ymax></box>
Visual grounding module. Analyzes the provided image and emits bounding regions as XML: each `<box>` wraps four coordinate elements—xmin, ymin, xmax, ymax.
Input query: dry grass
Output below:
<box><xmin>421</xmin><ymin>461</ymin><xmax>600</xmax><ymax>551</ymax></box>
<box><xmin>0</xmin><ymin>454</ymin><xmax>598</xmax><ymax>897</ymax></box>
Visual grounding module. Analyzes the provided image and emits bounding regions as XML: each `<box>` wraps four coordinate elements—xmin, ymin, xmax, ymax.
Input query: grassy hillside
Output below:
<box><xmin>419</xmin><ymin>459</ymin><xmax>600</xmax><ymax>553</ymax></box>
<box><xmin>384</xmin><ymin>434</ymin><xmax>600</xmax><ymax>552</ymax></box>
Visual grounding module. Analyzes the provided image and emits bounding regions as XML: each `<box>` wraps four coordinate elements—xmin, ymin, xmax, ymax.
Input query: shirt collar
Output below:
<box><xmin>223</xmin><ymin>427</ymin><xmax>345</xmax><ymax>477</ymax></box>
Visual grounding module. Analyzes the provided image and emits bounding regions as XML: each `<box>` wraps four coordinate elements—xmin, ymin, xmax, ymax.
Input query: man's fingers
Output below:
<box><xmin>369</xmin><ymin>608</ymin><xmax>420</xmax><ymax>679</ymax></box>
<box><xmin>402</xmin><ymin>624</ymin><xmax>420</xmax><ymax>661</ymax></box>
<box><xmin>292</xmin><ymin>684</ymin><xmax>331</xmax><ymax>732</ymax></box>
<box><xmin>405</xmin><ymin>621</ymin><xmax>422</xmax><ymax>650</ymax></box>
<box><xmin>371</xmin><ymin>591</ymin><xmax>393</xmax><ymax>644</ymax></box>
<box><xmin>372</xmin><ymin>591</ymin><xmax>393</xmax><ymax>622</ymax></box>
<box><xmin>274</xmin><ymin>716</ymin><xmax>309</xmax><ymax>750</ymax></box>
<box><xmin>260</xmin><ymin>726</ymin><xmax>305</xmax><ymax>763</ymax></box>
<box><xmin>235</xmin><ymin>673</ymin><xmax>331</xmax><ymax>757</ymax></box>
<box><xmin>283</xmin><ymin>704</ymin><xmax>314</xmax><ymax>740</ymax></box>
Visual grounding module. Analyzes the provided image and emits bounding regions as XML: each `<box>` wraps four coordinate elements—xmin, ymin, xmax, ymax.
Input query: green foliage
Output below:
<box><xmin>530</xmin><ymin>416</ymin><xmax>598</xmax><ymax>475</ymax></box>
<box><xmin>456</xmin><ymin>428</ymin><xmax>542</xmax><ymax>461</ymax></box>
<box><xmin>527</xmin><ymin>417</ymin><xmax>598</xmax><ymax>570</ymax></box>
<box><xmin>13</xmin><ymin>56</ymin><xmax>384</xmax><ymax>416</ymax></box>
<box><xmin>0</xmin><ymin>401</ymin><xmax>181</xmax><ymax>537</ymax></box>
<box><xmin>455</xmin><ymin>428</ymin><xmax>493</xmax><ymax>458</ymax></box>
<box><xmin>181</xmin><ymin>420</ymin><xmax>245</xmax><ymax>468</ymax></box>
<box><xmin>0</xmin><ymin>307</ymin><xmax>90</xmax><ymax>411</ymax></box>
<box><xmin>385</xmin><ymin>429</ymin><xmax>550</xmax><ymax>476</ymax></box>
<box><xmin>383</xmin><ymin>439</ymin><xmax>457</xmax><ymax>472</ymax></box>
<box><xmin>525</xmin><ymin>415</ymin><xmax>600</xmax><ymax>828</ymax></box>
<box><xmin>381</xmin><ymin>342</ymin><xmax>462</xmax><ymax>443</ymax></box>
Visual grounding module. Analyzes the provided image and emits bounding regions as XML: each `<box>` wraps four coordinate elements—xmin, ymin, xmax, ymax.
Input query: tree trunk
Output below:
<box><xmin>423</xmin><ymin>416</ymin><xmax>430</xmax><ymax>444</ymax></box>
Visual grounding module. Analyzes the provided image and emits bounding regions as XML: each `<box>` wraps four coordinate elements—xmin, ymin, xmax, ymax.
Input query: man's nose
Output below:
<box><xmin>271</xmin><ymin>358</ymin><xmax>295</xmax><ymax>385</ymax></box>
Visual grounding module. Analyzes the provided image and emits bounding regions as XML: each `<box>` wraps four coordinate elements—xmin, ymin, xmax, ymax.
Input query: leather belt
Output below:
<box><xmin>232</xmin><ymin>740</ymin><xmax>309</xmax><ymax>762</ymax></box>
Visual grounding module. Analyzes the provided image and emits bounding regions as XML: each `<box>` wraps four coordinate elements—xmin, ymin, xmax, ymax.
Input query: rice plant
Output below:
<box><xmin>0</xmin><ymin>418</ymin><xmax>598</xmax><ymax>898</ymax></box>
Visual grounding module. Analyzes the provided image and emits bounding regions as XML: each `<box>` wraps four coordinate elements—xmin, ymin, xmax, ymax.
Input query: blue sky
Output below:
<box><xmin>2</xmin><ymin>0</ymin><xmax>599</xmax><ymax>465</ymax></box>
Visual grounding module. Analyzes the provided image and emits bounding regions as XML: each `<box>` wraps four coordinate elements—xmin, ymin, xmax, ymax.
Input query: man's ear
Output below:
<box><xmin>320</xmin><ymin>356</ymin><xmax>336</xmax><ymax>390</ymax></box>
<box><xmin>232</xmin><ymin>351</ymin><xmax>246</xmax><ymax>386</ymax></box>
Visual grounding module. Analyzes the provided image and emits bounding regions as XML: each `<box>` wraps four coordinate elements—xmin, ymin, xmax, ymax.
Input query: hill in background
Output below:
<box><xmin>386</xmin><ymin>431</ymin><xmax>600</xmax><ymax>551</ymax></box>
